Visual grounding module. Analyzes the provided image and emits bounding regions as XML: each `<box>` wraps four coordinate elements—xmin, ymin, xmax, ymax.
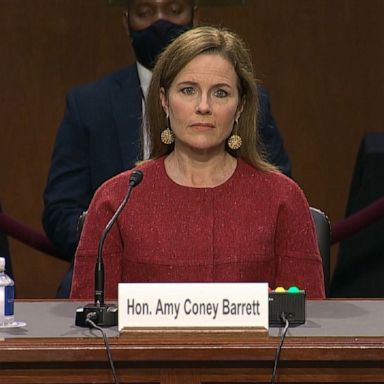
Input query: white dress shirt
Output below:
<box><xmin>137</xmin><ymin>62</ymin><xmax>152</xmax><ymax>160</ymax></box>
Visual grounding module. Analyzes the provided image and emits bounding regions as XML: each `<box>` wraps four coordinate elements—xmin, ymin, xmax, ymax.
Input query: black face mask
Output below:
<box><xmin>130</xmin><ymin>19</ymin><xmax>193</xmax><ymax>70</ymax></box>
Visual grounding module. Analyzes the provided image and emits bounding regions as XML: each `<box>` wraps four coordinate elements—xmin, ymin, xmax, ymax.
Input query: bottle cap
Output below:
<box><xmin>0</xmin><ymin>257</ymin><xmax>5</xmax><ymax>271</ymax></box>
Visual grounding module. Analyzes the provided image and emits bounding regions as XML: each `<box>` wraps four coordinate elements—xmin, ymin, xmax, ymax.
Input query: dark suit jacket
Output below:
<box><xmin>42</xmin><ymin>65</ymin><xmax>291</xmax><ymax>297</ymax></box>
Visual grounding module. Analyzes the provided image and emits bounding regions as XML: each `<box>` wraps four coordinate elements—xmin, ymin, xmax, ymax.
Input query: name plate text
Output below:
<box><xmin>118</xmin><ymin>283</ymin><xmax>268</xmax><ymax>331</ymax></box>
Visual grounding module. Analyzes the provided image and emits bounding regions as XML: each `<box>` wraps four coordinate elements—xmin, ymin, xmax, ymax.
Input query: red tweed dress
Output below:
<box><xmin>70</xmin><ymin>156</ymin><xmax>325</xmax><ymax>300</ymax></box>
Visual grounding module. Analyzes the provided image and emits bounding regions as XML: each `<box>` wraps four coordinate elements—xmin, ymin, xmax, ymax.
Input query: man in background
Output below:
<box><xmin>42</xmin><ymin>0</ymin><xmax>291</xmax><ymax>297</ymax></box>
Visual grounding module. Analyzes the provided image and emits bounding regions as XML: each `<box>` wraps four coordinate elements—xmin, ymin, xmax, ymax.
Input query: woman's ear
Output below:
<box><xmin>160</xmin><ymin>87</ymin><xmax>169</xmax><ymax>115</ymax></box>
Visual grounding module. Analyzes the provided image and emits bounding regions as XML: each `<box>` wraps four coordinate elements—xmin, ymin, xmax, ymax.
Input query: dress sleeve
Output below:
<box><xmin>274</xmin><ymin>182</ymin><xmax>325</xmax><ymax>298</ymax></box>
<box><xmin>70</xmin><ymin>180</ymin><xmax>124</xmax><ymax>300</ymax></box>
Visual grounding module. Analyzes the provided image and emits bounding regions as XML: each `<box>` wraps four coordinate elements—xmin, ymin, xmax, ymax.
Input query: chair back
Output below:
<box><xmin>310</xmin><ymin>207</ymin><xmax>331</xmax><ymax>296</ymax></box>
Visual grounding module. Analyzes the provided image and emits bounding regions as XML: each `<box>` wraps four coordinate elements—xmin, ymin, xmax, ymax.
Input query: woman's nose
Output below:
<box><xmin>195</xmin><ymin>95</ymin><xmax>211</xmax><ymax>114</ymax></box>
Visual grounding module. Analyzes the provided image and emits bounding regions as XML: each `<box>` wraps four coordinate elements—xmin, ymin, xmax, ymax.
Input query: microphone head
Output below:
<box><xmin>129</xmin><ymin>170</ymin><xmax>144</xmax><ymax>187</ymax></box>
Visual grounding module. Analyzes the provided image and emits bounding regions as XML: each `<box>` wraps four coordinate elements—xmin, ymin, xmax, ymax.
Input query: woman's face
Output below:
<box><xmin>160</xmin><ymin>53</ymin><xmax>243</xmax><ymax>154</ymax></box>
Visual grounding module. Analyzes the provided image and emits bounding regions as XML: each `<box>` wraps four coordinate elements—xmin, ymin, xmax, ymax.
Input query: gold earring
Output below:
<box><xmin>227</xmin><ymin>120</ymin><xmax>242</xmax><ymax>150</ymax></box>
<box><xmin>160</xmin><ymin>115</ymin><xmax>175</xmax><ymax>145</ymax></box>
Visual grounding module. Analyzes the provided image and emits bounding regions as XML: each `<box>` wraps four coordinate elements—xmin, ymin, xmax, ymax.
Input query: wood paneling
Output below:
<box><xmin>1</xmin><ymin>333</ymin><xmax>384</xmax><ymax>383</ymax></box>
<box><xmin>1</xmin><ymin>0</ymin><xmax>383</xmax><ymax>297</ymax></box>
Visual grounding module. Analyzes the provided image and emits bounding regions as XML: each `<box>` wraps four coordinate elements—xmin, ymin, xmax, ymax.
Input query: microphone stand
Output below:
<box><xmin>75</xmin><ymin>170</ymin><xmax>143</xmax><ymax>327</ymax></box>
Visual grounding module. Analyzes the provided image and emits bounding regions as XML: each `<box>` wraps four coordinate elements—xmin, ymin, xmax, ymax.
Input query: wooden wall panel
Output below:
<box><xmin>0</xmin><ymin>0</ymin><xmax>383</xmax><ymax>297</ymax></box>
<box><xmin>0</xmin><ymin>0</ymin><xmax>132</xmax><ymax>297</ymax></box>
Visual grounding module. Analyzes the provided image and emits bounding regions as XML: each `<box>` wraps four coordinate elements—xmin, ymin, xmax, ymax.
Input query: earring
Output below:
<box><xmin>227</xmin><ymin>120</ymin><xmax>242</xmax><ymax>150</ymax></box>
<box><xmin>161</xmin><ymin>115</ymin><xmax>175</xmax><ymax>145</ymax></box>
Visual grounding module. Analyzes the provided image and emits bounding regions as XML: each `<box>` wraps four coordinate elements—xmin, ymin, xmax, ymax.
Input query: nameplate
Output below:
<box><xmin>118</xmin><ymin>282</ymin><xmax>268</xmax><ymax>331</ymax></box>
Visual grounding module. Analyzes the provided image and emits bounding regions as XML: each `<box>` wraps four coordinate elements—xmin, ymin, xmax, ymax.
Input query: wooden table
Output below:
<box><xmin>0</xmin><ymin>300</ymin><xmax>383</xmax><ymax>383</ymax></box>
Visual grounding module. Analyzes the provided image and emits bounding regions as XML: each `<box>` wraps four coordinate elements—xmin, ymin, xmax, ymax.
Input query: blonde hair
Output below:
<box><xmin>145</xmin><ymin>26</ymin><xmax>277</xmax><ymax>172</ymax></box>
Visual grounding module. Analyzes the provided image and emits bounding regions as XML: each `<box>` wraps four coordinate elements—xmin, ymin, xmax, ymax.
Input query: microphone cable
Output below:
<box><xmin>270</xmin><ymin>312</ymin><xmax>290</xmax><ymax>384</ymax></box>
<box><xmin>86</xmin><ymin>316</ymin><xmax>120</xmax><ymax>384</ymax></box>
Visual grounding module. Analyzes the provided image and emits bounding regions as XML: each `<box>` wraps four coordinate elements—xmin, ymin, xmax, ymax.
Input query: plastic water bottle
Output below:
<box><xmin>0</xmin><ymin>257</ymin><xmax>15</xmax><ymax>327</ymax></box>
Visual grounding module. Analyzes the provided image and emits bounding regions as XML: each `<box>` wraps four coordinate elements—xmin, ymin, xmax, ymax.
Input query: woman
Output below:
<box><xmin>70</xmin><ymin>26</ymin><xmax>325</xmax><ymax>299</ymax></box>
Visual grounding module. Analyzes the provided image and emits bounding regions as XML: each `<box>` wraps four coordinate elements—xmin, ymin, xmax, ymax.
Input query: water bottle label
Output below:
<box><xmin>5</xmin><ymin>286</ymin><xmax>14</xmax><ymax>316</ymax></box>
<box><xmin>0</xmin><ymin>286</ymin><xmax>14</xmax><ymax>316</ymax></box>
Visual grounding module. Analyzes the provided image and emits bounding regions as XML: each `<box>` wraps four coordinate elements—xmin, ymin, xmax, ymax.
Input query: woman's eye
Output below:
<box><xmin>214</xmin><ymin>89</ymin><xmax>228</xmax><ymax>98</ymax></box>
<box><xmin>181</xmin><ymin>87</ymin><xmax>195</xmax><ymax>95</ymax></box>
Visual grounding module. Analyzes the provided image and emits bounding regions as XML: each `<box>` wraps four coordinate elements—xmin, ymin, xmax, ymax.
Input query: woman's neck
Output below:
<box><xmin>164</xmin><ymin>149</ymin><xmax>237</xmax><ymax>188</ymax></box>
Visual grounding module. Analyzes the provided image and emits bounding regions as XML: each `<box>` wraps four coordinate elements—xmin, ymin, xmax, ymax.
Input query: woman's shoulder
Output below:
<box><xmin>237</xmin><ymin>159</ymin><xmax>306</xmax><ymax>199</ymax></box>
<box><xmin>95</xmin><ymin>158</ymin><xmax>164</xmax><ymax>200</ymax></box>
<box><xmin>238</xmin><ymin>158</ymin><xmax>294</xmax><ymax>183</ymax></box>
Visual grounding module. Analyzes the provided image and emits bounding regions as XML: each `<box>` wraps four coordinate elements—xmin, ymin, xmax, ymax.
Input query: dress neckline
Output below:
<box><xmin>159</xmin><ymin>155</ymin><xmax>241</xmax><ymax>191</ymax></box>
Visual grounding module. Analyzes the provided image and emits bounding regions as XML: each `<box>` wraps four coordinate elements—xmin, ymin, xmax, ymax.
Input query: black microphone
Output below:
<box><xmin>75</xmin><ymin>170</ymin><xmax>143</xmax><ymax>327</ymax></box>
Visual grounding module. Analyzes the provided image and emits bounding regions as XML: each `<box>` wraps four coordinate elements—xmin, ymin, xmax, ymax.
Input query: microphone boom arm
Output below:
<box><xmin>76</xmin><ymin>170</ymin><xmax>143</xmax><ymax>327</ymax></box>
<box><xmin>95</xmin><ymin>186</ymin><xmax>134</xmax><ymax>307</ymax></box>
